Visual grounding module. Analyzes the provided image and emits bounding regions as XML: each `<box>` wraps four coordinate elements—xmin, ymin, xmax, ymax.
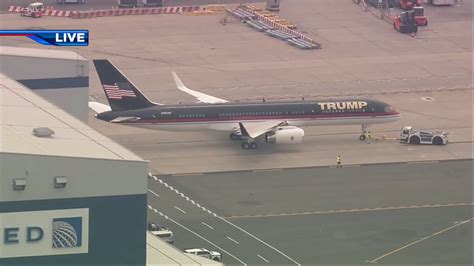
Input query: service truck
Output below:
<box><xmin>399</xmin><ymin>126</ymin><xmax>448</xmax><ymax>145</ymax></box>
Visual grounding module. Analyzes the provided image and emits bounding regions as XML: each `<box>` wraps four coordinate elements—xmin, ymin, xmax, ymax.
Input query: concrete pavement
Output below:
<box><xmin>148</xmin><ymin>160</ymin><xmax>473</xmax><ymax>265</ymax></box>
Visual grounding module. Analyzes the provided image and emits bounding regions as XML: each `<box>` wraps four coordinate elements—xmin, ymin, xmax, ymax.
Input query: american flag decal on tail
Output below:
<box><xmin>103</xmin><ymin>82</ymin><xmax>137</xmax><ymax>99</ymax></box>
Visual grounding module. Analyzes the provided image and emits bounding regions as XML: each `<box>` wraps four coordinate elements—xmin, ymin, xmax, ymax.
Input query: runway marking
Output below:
<box><xmin>152</xmin><ymin>177</ymin><xmax>301</xmax><ymax>265</ymax></box>
<box><xmin>224</xmin><ymin>203</ymin><xmax>474</xmax><ymax>219</ymax></box>
<box><xmin>172</xmin><ymin>173</ymin><xmax>203</xmax><ymax>177</ymax></box>
<box><xmin>218</xmin><ymin>217</ymin><xmax>301</xmax><ymax>265</ymax></box>
<box><xmin>406</xmin><ymin>160</ymin><xmax>439</xmax><ymax>164</ymax></box>
<box><xmin>367</xmin><ymin>218</ymin><xmax>473</xmax><ymax>263</ymax></box>
<box><xmin>156</xmin><ymin>210</ymin><xmax>247</xmax><ymax>265</ymax></box>
<box><xmin>345</xmin><ymin>164</ymin><xmax>361</xmax><ymax>168</ymax></box>
<box><xmin>201</xmin><ymin>221</ymin><xmax>214</xmax><ymax>230</ymax></box>
<box><xmin>227</xmin><ymin>236</ymin><xmax>240</xmax><ymax>244</ymax></box>
<box><xmin>257</xmin><ymin>254</ymin><xmax>270</xmax><ymax>263</ymax></box>
<box><xmin>174</xmin><ymin>206</ymin><xmax>186</xmax><ymax>214</ymax></box>
<box><xmin>147</xmin><ymin>189</ymin><xmax>160</xmax><ymax>197</ymax></box>
<box><xmin>253</xmin><ymin>168</ymin><xmax>283</xmax><ymax>173</ymax></box>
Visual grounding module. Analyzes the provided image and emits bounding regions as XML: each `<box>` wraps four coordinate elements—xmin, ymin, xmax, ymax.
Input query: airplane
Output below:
<box><xmin>88</xmin><ymin>59</ymin><xmax>401</xmax><ymax>150</ymax></box>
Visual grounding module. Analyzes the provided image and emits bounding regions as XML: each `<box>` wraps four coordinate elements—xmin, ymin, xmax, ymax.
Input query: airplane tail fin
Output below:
<box><xmin>93</xmin><ymin>59</ymin><xmax>158</xmax><ymax>112</ymax></box>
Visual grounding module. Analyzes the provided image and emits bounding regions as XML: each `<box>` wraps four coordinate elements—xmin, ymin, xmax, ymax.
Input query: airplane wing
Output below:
<box><xmin>239</xmin><ymin>121</ymin><xmax>287</xmax><ymax>139</ymax></box>
<box><xmin>172</xmin><ymin>72</ymin><xmax>228</xmax><ymax>104</ymax></box>
<box><xmin>88</xmin><ymin>101</ymin><xmax>112</xmax><ymax>114</ymax></box>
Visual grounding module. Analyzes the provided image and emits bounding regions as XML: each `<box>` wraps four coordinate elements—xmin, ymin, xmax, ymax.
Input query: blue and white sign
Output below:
<box><xmin>52</xmin><ymin>217</ymin><xmax>83</xmax><ymax>248</ymax></box>
<box><xmin>0</xmin><ymin>209</ymin><xmax>89</xmax><ymax>258</ymax></box>
<box><xmin>0</xmin><ymin>30</ymin><xmax>89</xmax><ymax>46</ymax></box>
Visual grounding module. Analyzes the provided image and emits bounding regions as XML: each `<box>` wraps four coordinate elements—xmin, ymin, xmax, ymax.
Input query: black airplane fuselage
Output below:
<box><xmin>96</xmin><ymin>99</ymin><xmax>400</xmax><ymax>131</ymax></box>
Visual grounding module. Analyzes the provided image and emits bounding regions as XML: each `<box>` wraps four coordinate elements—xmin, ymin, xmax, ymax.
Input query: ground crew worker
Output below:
<box><xmin>336</xmin><ymin>155</ymin><xmax>342</xmax><ymax>168</ymax></box>
<box><xmin>367</xmin><ymin>131</ymin><xmax>371</xmax><ymax>144</ymax></box>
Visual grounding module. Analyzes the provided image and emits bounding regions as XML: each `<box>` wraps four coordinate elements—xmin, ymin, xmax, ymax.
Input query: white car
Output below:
<box><xmin>184</xmin><ymin>248</ymin><xmax>222</xmax><ymax>261</ymax></box>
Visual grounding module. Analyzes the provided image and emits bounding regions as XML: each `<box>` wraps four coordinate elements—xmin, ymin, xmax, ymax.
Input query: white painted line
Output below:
<box><xmin>164</xmin><ymin>183</ymin><xmax>169</xmax><ymax>187</ymax></box>
<box><xmin>367</xmin><ymin>218</ymin><xmax>473</xmax><ymax>263</ymax></box>
<box><xmin>149</xmin><ymin>184</ymin><xmax>300</xmax><ymax>265</ymax></box>
<box><xmin>148</xmin><ymin>189</ymin><xmax>160</xmax><ymax>198</ymax></box>
<box><xmin>253</xmin><ymin>168</ymin><xmax>283</xmax><ymax>173</ymax></box>
<box><xmin>166</xmin><ymin>216</ymin><xmax>247</xmax><ymax>265</ymax></box>
<box><xmin>257</xmin><ymin>254</ymin><xmax>270</xmax><ymax>263</ymax></box>
<box><xmin>224</xmin><ymin>203</ymin><xmax>474</xmax><ymax>219</ymax></box>
<box><xmin>227</xmin><ymin>236</ymin><xmax>240</xmax><ymax>244</ymax></box>
<box><xmin>147</xmin><ymin>205</ymin><xmax>153</xmax><ymax>210</ymax></box>
<box><xmin>201</xmin><ymin>222</ymin><xmax>214</xmax><ymax>230</ymax></box>
<box><xmin>174</xmin><ymin>206</ymin><xmax>186</xmax><ymax>214</ymax></box>
<box><xmin>218</xmin><ymin>217</ymin><xmax>301</xmax><ymax>265</ymax></box>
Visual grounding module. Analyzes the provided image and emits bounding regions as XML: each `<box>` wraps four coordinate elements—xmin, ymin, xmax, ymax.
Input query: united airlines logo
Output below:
<box><xmin>52</xmin><ymin>217</ymin><xmax>82</xmax><ymax>248</ymax></box>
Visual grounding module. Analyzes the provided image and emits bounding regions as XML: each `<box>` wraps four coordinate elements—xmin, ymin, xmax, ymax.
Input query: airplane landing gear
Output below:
<box><xmin>229</xmin><ymin>132</ymin><xmax>242</xmax><ymax>141</ymax></box>
<box><xmin>241</xmin><ymin>141</ymin><xmax>257</xmax><ymax>150</ymax></box>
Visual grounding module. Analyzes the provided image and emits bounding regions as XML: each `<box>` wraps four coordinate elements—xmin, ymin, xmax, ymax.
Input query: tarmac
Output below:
<box><xmin>1</xmin><ymin>0</ymin><xmax>472</xmax><ymax>264</ymax></box>
<box><xmin>149</xmin><ymin>160</ymin><xmax>473</xmax><ymax>265</ymax></box>
<box><xmin>2</xmin><ymin>0</ymin><xmax>470</xmax><ymax>174</ymax></box>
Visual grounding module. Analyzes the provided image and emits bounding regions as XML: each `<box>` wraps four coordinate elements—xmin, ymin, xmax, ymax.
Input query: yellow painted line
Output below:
<box><xmin>172</xmin><ymin>173</ymin><xmax>203</xmax><ymax>177</ymax></box>
<box><xmin>367</xmin><ymin>218</ymin><xmax>473</xmax><ymax>263</ymax></box>
<box><xmin>406</xmin><ymin>160</ymin><xmax>439</xmax><ymax>165</ymax></box>
<box><xmin>253</xmin><ymin>168</ymin><xmax>283</xmax><ymax>173</ymax></box>
<box><xmin>345</xmin><ymin>164</ymin><xmax>361</xmax><ymax>168</ymax></box>
<box><xmin>224</xmin><ymin>203</ymin><xmax>474</xmax><ymax>219</ymax></box>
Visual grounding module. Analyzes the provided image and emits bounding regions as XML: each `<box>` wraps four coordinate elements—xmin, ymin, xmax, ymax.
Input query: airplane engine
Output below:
<box><xmin>265</xmin><ymin>126</ymin><xmax>304</xmax><ymax>144</ymax></box>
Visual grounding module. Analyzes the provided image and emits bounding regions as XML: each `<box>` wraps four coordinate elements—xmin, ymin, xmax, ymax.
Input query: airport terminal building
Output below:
<box><xmin>0</xmin><ymin>74</ymin><xmax>148</xmax><ymax>264</ymax></box>
<box><xmin>0</xmin><ymin>47</ymin><xmax>222</xmax><ymax>265</ymax></box>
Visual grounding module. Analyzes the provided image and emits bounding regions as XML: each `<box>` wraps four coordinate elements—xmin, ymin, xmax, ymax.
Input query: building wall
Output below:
<box><xmin>0</xmin><ymin>153</ymin><xmax>147</xmax><ymax>202</ymax></box>
<box><xmin>0</xmin><ymin>194</ymin><xmax>146</xmax><ymax>266</ymax></box>
<box><xmin>0</xmin><ymin>153</ymin><xmax>148</xmax><ymax>265</ymax></box>
<box><xmin>0</xmin><ymin>55</ymin><xmax>89</xmax><ymax>122</ymax></box>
